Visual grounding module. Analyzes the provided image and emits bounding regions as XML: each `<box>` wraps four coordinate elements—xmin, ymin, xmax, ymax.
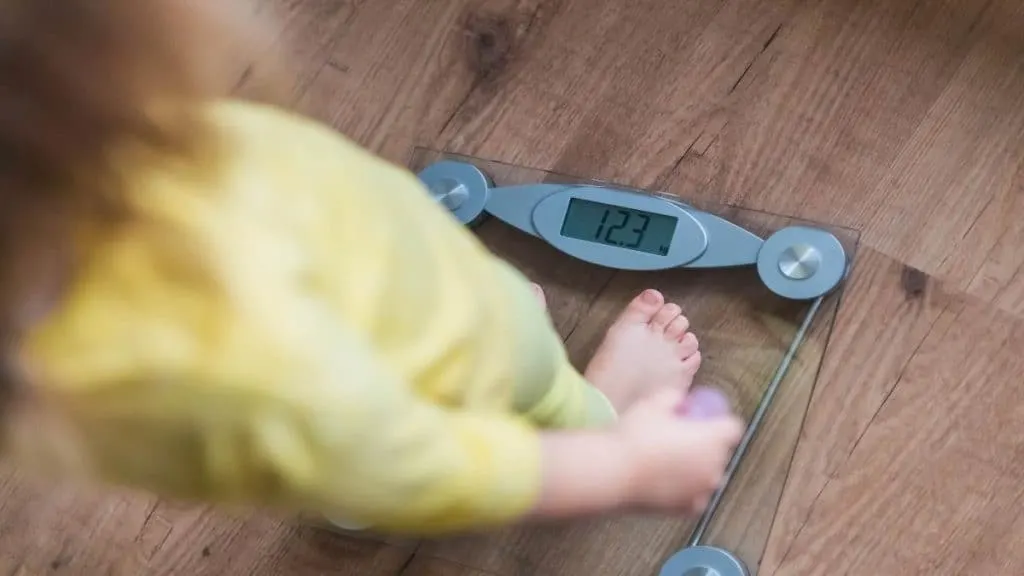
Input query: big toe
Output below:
<box><xmin>616</xmin><ymin>289</ymin><xmax>665</xmax><ymax>325</ymax></box>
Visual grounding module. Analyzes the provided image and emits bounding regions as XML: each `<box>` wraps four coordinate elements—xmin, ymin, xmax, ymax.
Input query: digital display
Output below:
<box><xmin>559</xmin><ymin>198</ymin><xmax>677</xmax><ymax>256</ymax></box>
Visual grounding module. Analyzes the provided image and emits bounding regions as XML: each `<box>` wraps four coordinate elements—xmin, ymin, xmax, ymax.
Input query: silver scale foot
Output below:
<box><xmin>660</xmin><ymin>546</ymin><xmax>749</xmax><ymax>576</ymax></box>
<box><xmin>416</xmin><ymin>159</ymin><xmax>848</xmax><ymax>574</ymax></box>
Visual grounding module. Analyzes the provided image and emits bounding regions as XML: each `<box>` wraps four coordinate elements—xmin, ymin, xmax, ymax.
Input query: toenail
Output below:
<box><xmin>642</xmin><ymin>290</ymin><xmax>660</xmax><ymax>304</ymax></box>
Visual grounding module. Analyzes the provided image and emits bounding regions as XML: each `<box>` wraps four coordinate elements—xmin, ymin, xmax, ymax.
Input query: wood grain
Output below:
<box><xmin>758</xmin><ymin>248</ymin><xmax>959</xmax><ymax>573</ymax></box>
<box><xmin>299</xmin><ymin>0</ymin><xmax>550</xmax><ymax>162</ymax></box>
<box><xmin>772</xmin><ymin>290</ymin><xmax>1024</xmax><ymax>574</ymax></box>
<box><xmin>403</xmin><ymin>555</ymin><xmax>501</xmax><ymax>576</ymax></box>
<box><xmin>700</xmin><ymin>0</ymin><xmax>1024</xmax><ymax>304</ymax></box>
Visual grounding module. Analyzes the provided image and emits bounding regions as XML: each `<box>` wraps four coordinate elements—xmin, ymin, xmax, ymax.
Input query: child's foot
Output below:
<box><xmin>584</xmin><ymin>289</ymin><xmax>701</xmax><ymax>413</ymax></box>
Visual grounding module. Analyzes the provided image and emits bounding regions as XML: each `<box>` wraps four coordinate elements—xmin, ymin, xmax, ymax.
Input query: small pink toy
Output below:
<box><xmin>677</xmin><ymin>386</ymin><xmax>732</xmax><ymax>420</ymax></box>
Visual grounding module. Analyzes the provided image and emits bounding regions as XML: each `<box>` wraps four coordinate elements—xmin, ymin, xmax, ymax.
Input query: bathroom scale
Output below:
<box><xmin>323</xmin><ymin>148</ymin><xmax>858</xmax><ymax>576</ymax></box>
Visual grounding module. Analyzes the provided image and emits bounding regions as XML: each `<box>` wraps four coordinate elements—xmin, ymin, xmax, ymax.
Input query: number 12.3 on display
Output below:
<box><xmin>560</xmin><ymin>198</ymin><xmax>678</xmax><ymax>256</ymax></box>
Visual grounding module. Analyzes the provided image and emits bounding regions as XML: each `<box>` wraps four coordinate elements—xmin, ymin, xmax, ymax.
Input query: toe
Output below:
<box><xmin>665</xmin><ymin>314</ymin><xmax>690</xmax><ymax>340</ymax></box>
<box><xmin>651</xmin><ymin>304</ymin><xmax>682</xmax><ymax>332</ymax></box>
<box><xmin>616</xmin><ymin>289</ymin><xmax>664</xmax><ymax>325</ymax></box>
<box><xmin>677</xmin><ymin>332</ymin><xmax>699</xmax><ymax>359</ymax></box>
<box><xmin>681</xmin><ymin>350</ymin><xmax>702</xmax><ymax>374</ymax></box>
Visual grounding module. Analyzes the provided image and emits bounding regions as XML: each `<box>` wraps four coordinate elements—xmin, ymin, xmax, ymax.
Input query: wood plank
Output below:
<box><xmin>0</xmin><ymin>472</ymin><xmax>157</xmax><ymax>575</ymax></box>
<box><xmin>299</xmin><ymin>0</ymin><xmax>550</xmax><ymax>162</ymax></box>
<box><xmin>862</xmin><ymin>10</ymin><xmax>1024</xmax><ymax>291</ymax></box>
<box><xmin>403</xmin><ymin>555</ymin><xmax>499</xmax><ymax>576</ymax></box>
<box><xmin>234</xmin><ymin>0</ymin><xmax>359</xmax><ymax>101</ymax></box>
<box><xmin>714</xmin><ymin>0</ymin><xmax>989</xmax><ymax>218</ymax></box>
<box><xmin>141</xmin><ymin>510</ymin><xmax>415</xmax><ymax>576</ymax></box>
<box><xmin>0</xmin><ymin>473</ymin><xmax>415</xmax><ymax>575</ymax></box>
<box><xmin>758</xmin><ymin>247</ymin><xmax>958</xmax><ymax>573</ymax></box>
<box><xmin>961</xmin><ymin>155</ymin><xmax>1024</xmax><ymax>320</ymax></box>
<box><xmin>440</xmin><ymin>0</ymin><xmax>797</xmax><ymax>188</ymax></box>
<box><xmin>698</xmin><ymin>0</ymin><xmax>1024</xmax><ymax>299</ymax></box>
<box><xmin>770</xmin><ymin>290</ymin><xmax>1024</xmax><ymax>574</ymax></box>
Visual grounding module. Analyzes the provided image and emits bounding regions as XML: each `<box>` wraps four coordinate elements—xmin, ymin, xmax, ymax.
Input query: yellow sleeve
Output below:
<box><xmin>199</xmin><ymin>100</ymin><xmax>615</xmax><ymax>430</ymax></box>
<box><xmin>31</xmin><ymin>296</ymin><xmax>543</xmax><ymax>534</ymax></box>
<box><xmin>243</xmin><ymin>315</ymin><xmax>545</xmax><ymax>533</ymax></box>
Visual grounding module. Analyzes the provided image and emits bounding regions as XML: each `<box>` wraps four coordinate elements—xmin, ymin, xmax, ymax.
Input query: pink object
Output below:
<box><xmin>678</xmin><ymin>386</ymin><xmax>732</xmax><ymax>419</ymax></box>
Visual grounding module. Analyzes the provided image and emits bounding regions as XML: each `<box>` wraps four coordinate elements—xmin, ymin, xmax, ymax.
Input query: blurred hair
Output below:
<box><xmin>0</xmin><ymin>0</ymin><xmax>285</xmax><ymax>406</ymax></box>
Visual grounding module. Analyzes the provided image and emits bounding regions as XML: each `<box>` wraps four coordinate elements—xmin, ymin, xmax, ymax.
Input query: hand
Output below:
<box><xmin>613</xmin><ymin>387</ymin><xmax>744</xmax><ymax>515</ymax></box>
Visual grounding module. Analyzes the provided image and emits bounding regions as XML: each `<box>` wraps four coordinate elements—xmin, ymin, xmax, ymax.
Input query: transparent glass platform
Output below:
<box><xmin>318</xmin><ymin>149</ymin><xmax>859</xmax><ymax>576</ymax></box>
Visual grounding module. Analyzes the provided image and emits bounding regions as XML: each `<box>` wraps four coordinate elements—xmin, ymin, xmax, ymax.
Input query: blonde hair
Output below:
<box><xmin>0</xmin><ymin>0</ymin><xmax>284</xmax><ymax>403</ymax></box>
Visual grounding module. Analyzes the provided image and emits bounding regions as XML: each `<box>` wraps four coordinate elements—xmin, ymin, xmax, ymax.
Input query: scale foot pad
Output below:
<box><xmin>659</xmin><ymin>546</ymin><xmax>749</xmax><ymax>576</ymax></box>
<box><xmin>757</xmin><ymin>226</ymin><xmax>847</xmax><ymax>300</ymax></box>
<box><xmin>417</xmin><ymin>160</ymin><xmax>491</xmax><ymax>225</ymax></box>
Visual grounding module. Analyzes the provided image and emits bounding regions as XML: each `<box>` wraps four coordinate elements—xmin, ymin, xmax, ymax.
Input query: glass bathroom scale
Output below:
<box><xmin>322</xmin><ymin>148</ymin><xmax>859</xmax><ymax>576</ymax></box>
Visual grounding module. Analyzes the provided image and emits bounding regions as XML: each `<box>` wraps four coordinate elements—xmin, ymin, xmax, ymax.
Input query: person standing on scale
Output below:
<box><xmin>0</xmin><ymin>0</ymin><xmax>742</xmax><ymax>534</ymax></box>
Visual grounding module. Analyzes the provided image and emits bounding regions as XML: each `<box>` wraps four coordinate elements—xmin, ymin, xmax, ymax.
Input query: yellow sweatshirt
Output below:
<box><xmin>15</xmin><ymin>101</ymin><xmax>614</xmax><ymax>534</ymax></box>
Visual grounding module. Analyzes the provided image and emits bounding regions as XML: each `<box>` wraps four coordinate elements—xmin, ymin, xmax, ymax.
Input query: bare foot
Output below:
<box><xmin>584</xmin><ymin>289</ymin><xmax>701</xmax><ymax>413</ymax></box>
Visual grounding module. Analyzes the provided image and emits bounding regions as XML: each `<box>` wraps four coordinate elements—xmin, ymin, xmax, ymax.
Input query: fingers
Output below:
<box><xmin>689</xmin><ymin>418</ymin><xmax>744</xmax><ymax>515</ymax></box>
<box><xmin>706</xmin><ymin>416</ymin><xmax>745</xmax><ymax>447</ymax></box>
<box><xmin>646</xmin><ymin>388</ymin><xmax>744</xmax><ymax>441</ymax></box>
<box><xmin>689</xmin><ymin>493</ymin><xmax>712</xmax><ymax>516</ymax></box>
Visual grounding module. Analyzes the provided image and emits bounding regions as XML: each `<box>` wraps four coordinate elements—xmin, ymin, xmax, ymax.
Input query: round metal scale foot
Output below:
<box><xmin>417</xmin><ymin>160</ymin><xmax>492</xmax><ymax>225</ymax></box>
<box><xmin>778</xmin><ymin>243</ymin><xmax>821</xmax><ymax>280</ymax></box>
<box><xmin>659</xmin><ymin>546</ymin><xmax>749</xmax><ymax>576</ymax></box>
<box><xmin>430</xmin><ymin>178</ymin><xmax>471</xmax><ymax>211</ymax></box>
<box><xmin>757</xmin><ymin>226</ymin><xmax>847</xmax><ymax>300</ymax></box>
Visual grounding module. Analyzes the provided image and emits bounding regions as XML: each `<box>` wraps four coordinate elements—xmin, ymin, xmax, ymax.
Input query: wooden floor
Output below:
<box><xmin>4</xmin><ymin>0</ymin><xmax>1024</xmax><ymax>574</ymax></box>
